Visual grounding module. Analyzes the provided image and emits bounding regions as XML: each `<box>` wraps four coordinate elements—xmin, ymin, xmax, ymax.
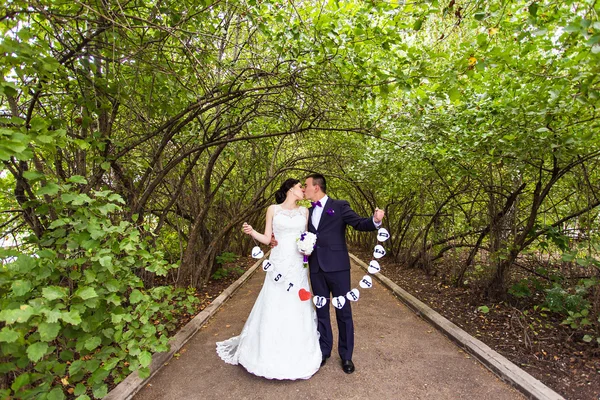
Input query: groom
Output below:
<box><xmin>303</xmin><ymin>174</ymin><xmax>384</xmax><ymax>374</ymax></box>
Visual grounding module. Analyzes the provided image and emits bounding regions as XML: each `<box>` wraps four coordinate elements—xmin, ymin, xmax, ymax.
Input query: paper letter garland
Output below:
<box><xmin>251</xmin><ymin>227</ymin><xmax>389</xmax><ymax>308</ymax></box>
<box><xmin>251</xmin><ymin>246</ymin><xmax>264</xmax><ymax>259</ymax></box>
<box><xmin>262</xmin><ymin>259</ymin><xmax>273</xmax><ymax>272</ymax></box>
<box><xmin>359</xmin><ymin>275</ymin><xmax>373</xmax><ymax>288</ymax></box>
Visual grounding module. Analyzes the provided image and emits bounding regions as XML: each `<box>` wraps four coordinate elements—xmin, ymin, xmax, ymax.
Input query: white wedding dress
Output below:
<box><xmin>216</xmin><ymin>206</ymin><xmax>322</xmax><ymax>380</ymax></box>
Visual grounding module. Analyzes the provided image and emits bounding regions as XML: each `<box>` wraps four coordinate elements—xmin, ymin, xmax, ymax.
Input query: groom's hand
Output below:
<box><xmin>374</xmin><ymin>207</ymin><xmax>385</xmax><ymax>224</ymax></box>
<box><xmin>269</xmin><ymin>234</ymin><xmax>278</xmax><ymax>248</ymax></box>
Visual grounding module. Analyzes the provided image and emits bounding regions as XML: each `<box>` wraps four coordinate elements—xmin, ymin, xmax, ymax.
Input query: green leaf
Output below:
<box><xmin>586</xmin><ymin>34</ymin><xmax>600</xmax><ymax>47</ymax></box>
<box><xmin>563</xmin><ymin>24</ymin><xmax>580</xmax><ymax>33</ymax></box>
<box><xmin>448</xmin><ymin>87</ymin><xmax>461</xmax><ymax>102</ymax></box>
<box><xmin>62</xmin><ymin>310</ymin><xmax>82</xmax><ymax>325</ymax></box>
<box><xmin>84</xmin><ymin>336</ymin><xmax>102</xmax><ymax>351</ymax></box>
<box><xmin>22</xmin><ymin>170</ymin><xmax>45</xmax><ymax>181</ymax></box>
<box><xmin>43</xmin><ymin>286</ymin><xmax>68</xmax><ymax>301</ymax></box>
<box><xmin>99</xmin><ymin>256</ymin><xmax>112</xmax><ymax>268</ymax></box>
<box><xmin>105</xmin><ymin>279</ymin><xmax>122</xmax><ymax>292</ymax></box>
<box><xmin>89</xmin><ymin>367</ymin><xmax>110</xmax><ymax>384</ymax></box>
<box><xmin>477</xmin><ymin>305</ymin><xmax>490</xmax><ymax>313</ymax></box>
<box><xmin>67</xmin><ymin>175</ymin><xmax>88</xmax><ymax>184</ymax></box>
<box><xmin>69</xmin><ymin>360</ymin><xmax>85</xmax><ymax>375</ymax></box>
<box><xmin>474</xmin><ymin>12</ymin><xmax>486</xmax><ymax>21</ymax></box>
<box><xmin>11</xmin><ymin>373</ymin><xmax>30</xmax><ymax>391</ymax></box>
<box><xmin>12</xmin><ymin>280</ymin><xmax>32</xmax><ymax>296</ymax></box>
<box><xmin>0</xmin><ymin>362</ymin><xmax>16</xmax><ymax>373</ymax></box>
<box><xmin>130</xmin><ymin>289</ymin><xmax>144</xmax><ymax>304</ymax></box>
<box><xmin>14</xmin><ymin>255</ymin><xmax>36</xmax><ymax>273</ymax></box>
<box><xmin>0</xmin><ymin>327</ymin><xmax>21</xmax><ymax>343</ymax></box>
<box><xmin>0</xmin><ymin>305</ymin><xmax>35</xmax><ymax>324</ymax></box>
<box><xmin>139</xmin><ymin>351</ymin><xmax>152</xmax><ymax>368</ymax></box>
<box><xmin>60</xmin><ymin>350</ymin><xmax>74</xmax><ymax>362</ymax></box>
<box><xmin>38</xmin><ymin>322</ymin><xmax>61</xmax><ymax>342</ymax></box>
<box><xmin>62</xmin><ymin>193</ymin><xmax>93</xmax><ymax>205</ymax></box>
<box><xmin>138</xmin><ymin>366</ymin><xmax>150</xmax><ymax>379</ymax></box>
<box><xmin>73</xmin><ymin>139</ymin><xmax>91</xmax><ymax>150</ymax></box>
<box><xmin>92</xmin><ymin>384</ymin><xmax>108</xmax><ymax>399</ymax></box>
<box><xmin>36</xmin><ymin>135</ymin><xmax>54</xmax><ymax>144</ymax></box>
<box><xmin>75</xmin><ymin>396</ymin><xmax>91</xmax><ymax>400</ymax></box>
<box><xmin>98</xmin><ymin>203</ymin><xmax>120</xmax><ymax>215</ymax></box>
<box><xmin>47</xmin><ymin>387</ymin><xmax>66</xmax><ymax>400</ymax></box>
<box><xmin>576</xmin><ymin>258</ymin><xmax>590</xmax><ymax>267</ymax></box>
<box><xmin>582</xmin><ymin>334</ymin><xmax>592</xmax><ymax>343</ymax></box>
<box><xmin>528</xmin><ymin>2</ymin><xmax>538</xmax><ymax>18</ymax></box>
<box><xmin>561</xmin><ymin>252</ymin><xmax>576</xmax><ymax>262</ymax></box>
<box><xmin>37</xmin><ymin>182</ymin><xmax>60</xmax><ymax>196</ymax></box>
<box><xmin>49</xmin><ymin>218</ymin><xmax>69</xmax><ymax>229</ymax></box>
<box><xmin>26</xmin><ymin>341</ymin><xmax>49</xmax><ymax>362</ymax></box>
<box><xmin>30</xmin><ymin>117</ymin><xmax>48</xmax><ymax>131</ymax></box>
<box><xmin>75</xmin><ymin>287</ymin><xmax>98</xmax><ymax>300</ymax></box>
<box><xmin>74</xmin><ymin>383</ymin><xmax>87</xmax><ymax>396</ymax></box>
<box><xmin>107</xmin><ymin>193</ymin><xmax>125</xmax><ymax>204</ymax></box>
<box><xmin>413</xmin><ymin>18</ymin><xmax>423</xmax><ymax>31</ymax></box>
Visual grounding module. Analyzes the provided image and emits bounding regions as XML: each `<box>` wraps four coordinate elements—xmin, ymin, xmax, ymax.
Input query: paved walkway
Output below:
<box><xmin>135</xmin><ymin>262</ymin><xmax>524</xmax><ymax>400</ymax></box>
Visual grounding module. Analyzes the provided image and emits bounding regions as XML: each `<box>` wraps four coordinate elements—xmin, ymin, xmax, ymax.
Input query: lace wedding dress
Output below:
<box><xmin>216</xmin><ymin>205</ymin><xmax>322</xmax><ymax>380</ymax></box>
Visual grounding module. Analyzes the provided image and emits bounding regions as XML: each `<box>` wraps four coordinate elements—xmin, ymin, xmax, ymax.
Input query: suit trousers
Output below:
<box><xmin>310</xmin><ymin>268</ymin><xmax>353</xmax><ymax>361</ymax></box>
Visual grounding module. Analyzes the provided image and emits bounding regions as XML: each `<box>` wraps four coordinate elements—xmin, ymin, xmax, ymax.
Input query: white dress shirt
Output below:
<box><xmin>311</xmin><ymin>195</ymin><xmax>328</xmax><ymax>230</ymax></box>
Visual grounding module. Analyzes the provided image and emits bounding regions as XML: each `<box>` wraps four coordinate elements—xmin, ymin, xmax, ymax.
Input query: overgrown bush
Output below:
<box><xmin>211</xmin><ymin>252</ymin><xmax>243</xmax><ymax>280</ymax></box>
<box><xmin>0</xmin><ymin>182</ymin><xmax>184</xmax><ymax>399</ymax></box>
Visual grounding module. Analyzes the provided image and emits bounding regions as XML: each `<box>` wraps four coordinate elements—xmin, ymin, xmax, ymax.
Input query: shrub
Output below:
<box><xmin>0</xmin><ymin>182</ymin><xmax>180</xmax><ymax>399</ymax></box>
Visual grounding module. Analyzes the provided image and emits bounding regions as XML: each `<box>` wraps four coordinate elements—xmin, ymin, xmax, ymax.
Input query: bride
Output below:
<box><xmin>216</xmin><ymin>178</ymin><xmax>322</xmax><ymax>380</ymax></box>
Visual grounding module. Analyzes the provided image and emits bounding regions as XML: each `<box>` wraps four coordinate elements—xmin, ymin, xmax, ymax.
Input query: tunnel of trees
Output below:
<box><xmin>1</xmin><ymin>0</ymin><xmax>599</xmax><ymax>398</ymax></box>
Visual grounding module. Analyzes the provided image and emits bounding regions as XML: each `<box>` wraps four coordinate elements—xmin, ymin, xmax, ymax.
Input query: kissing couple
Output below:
<box><xmin>217</xmin><ymin>174</ymin><xmax>384</xmax><ymax>379</ymax></box>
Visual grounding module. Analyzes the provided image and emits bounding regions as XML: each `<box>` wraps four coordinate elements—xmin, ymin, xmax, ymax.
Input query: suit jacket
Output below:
<box><xmin>308</xmin><ymin>198</ymin><xmax>376</xmax><ymax>273</ymax></box>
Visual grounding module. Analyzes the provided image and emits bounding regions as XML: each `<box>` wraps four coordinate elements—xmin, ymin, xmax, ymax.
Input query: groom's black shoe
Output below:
<box><xmin>321</xmin><ymin>355</ymin><xmax>330</xmax><ymax>367</ymax></box>
<box><xmin>341</xmin><ymin>359</ymin><xmax>355</xmax><ymax>374</ymax></box>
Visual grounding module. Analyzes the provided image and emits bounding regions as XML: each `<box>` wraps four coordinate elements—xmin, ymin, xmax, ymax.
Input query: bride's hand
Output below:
<box><xmin>242</xmin><ymin>222</ymin><xmax>253</xmax><ymax>235</ymax></box>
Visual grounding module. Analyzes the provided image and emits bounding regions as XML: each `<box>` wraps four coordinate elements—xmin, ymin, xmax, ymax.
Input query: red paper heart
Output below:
<box><xmin>298</xmin><ymin>288</ymin><xmax>312</xmax><ymax>301</ymax></box>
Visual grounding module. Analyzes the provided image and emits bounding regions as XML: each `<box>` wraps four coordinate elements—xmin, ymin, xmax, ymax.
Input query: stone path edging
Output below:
<box><xmin>104</xmin><ymin>254</ymin><xmax>265</xmax><ymax>400</ymax></box>
<box><xmin>349</xmin><ymin>253</ymin><xmax>564</xmax><ymax>400</ymax></box>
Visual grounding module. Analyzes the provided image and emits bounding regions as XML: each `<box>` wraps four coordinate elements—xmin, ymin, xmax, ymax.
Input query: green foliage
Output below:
<box><xmin>0</xmin><ymin>183</ymin><xmax>182</xmax><ymax>399</ymax></box>
<box><xmin>212</xmin><ymin>252</ymin><xmax>244</xmax><ymax>280</ymax></box>
<box><xmin>1</xmin><ymin>1</ymin><xmax>600</xmax><ymax>395</ymax></box>
<box><xmin>215</xmin><ymin>252</ymin><xmax>239</xmax><ymax>265</ymax></box>
<box><xmin>544</xmin><ymin>283</ymin><xmax>591</xmax><ymax>316</ymax></box>
<box><xmin>508</xmin><ymin>280</ymin><xmax>534</xmax><ymax>299</ymax></box>
<box><xmin>211</xmin><ymin>266</ymin><xmax>245</xmax><ymax>281</ymax></box>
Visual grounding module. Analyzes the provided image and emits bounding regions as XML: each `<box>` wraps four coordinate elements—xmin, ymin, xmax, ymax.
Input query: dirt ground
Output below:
<box><xmin>364</xmin><ymin>249</ymin><xmax>600</xmax><ymax>400</ymax></box>
<box><xmin>134</xmin><ymin>262</ymin><xmax>525</xmax><ymax>400</ymax></box>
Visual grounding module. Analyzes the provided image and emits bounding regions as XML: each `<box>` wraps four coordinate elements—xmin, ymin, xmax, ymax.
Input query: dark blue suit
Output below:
<box><xmin>308</xmin><ymin>198</ymin><xmax>376</xmax><ymax>361</ymax></box>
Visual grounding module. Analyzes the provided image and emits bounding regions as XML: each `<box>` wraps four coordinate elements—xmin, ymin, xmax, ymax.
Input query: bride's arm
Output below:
<box><xmin>304</xmin><ymin>207</ymin><xmax>309</xmax><ymax>231</ymax></box>
<box><xmin>243</xmin><ymin>205</ymin><xmax>275</xmax><ymax>245</ymax></box>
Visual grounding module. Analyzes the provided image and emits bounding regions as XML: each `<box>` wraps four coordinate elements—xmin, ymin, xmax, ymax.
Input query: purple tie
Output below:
<box><xmin>311</xmin><ymin>200</ymin><xmax>322</xmax><ymax>208</ymax></box>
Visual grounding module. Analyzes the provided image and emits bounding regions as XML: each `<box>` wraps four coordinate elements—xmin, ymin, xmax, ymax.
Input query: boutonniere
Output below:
<box><xmin>326</xmin><ymin>208</ymin><xmax>335</xmax><ymax>216</ymax></box>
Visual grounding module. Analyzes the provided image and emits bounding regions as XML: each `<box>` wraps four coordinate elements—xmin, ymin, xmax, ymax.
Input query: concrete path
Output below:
<box><xmin>134</xmin><ymin>262</ymin><xmax>524</xmax><ymax>400</ymax></box>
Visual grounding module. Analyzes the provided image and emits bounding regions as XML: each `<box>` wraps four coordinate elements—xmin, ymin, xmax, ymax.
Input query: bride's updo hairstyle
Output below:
<box><xmin>275</xmin><ymin>178</ymin><xmax>300</xmax><ymax>204</ymax></box>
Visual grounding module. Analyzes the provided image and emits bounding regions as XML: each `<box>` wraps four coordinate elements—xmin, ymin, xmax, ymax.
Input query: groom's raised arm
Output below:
<box><xmin>340</xmin><ymin>201</ymin><xmax>378</xmax><ymax>231</ymax></box>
